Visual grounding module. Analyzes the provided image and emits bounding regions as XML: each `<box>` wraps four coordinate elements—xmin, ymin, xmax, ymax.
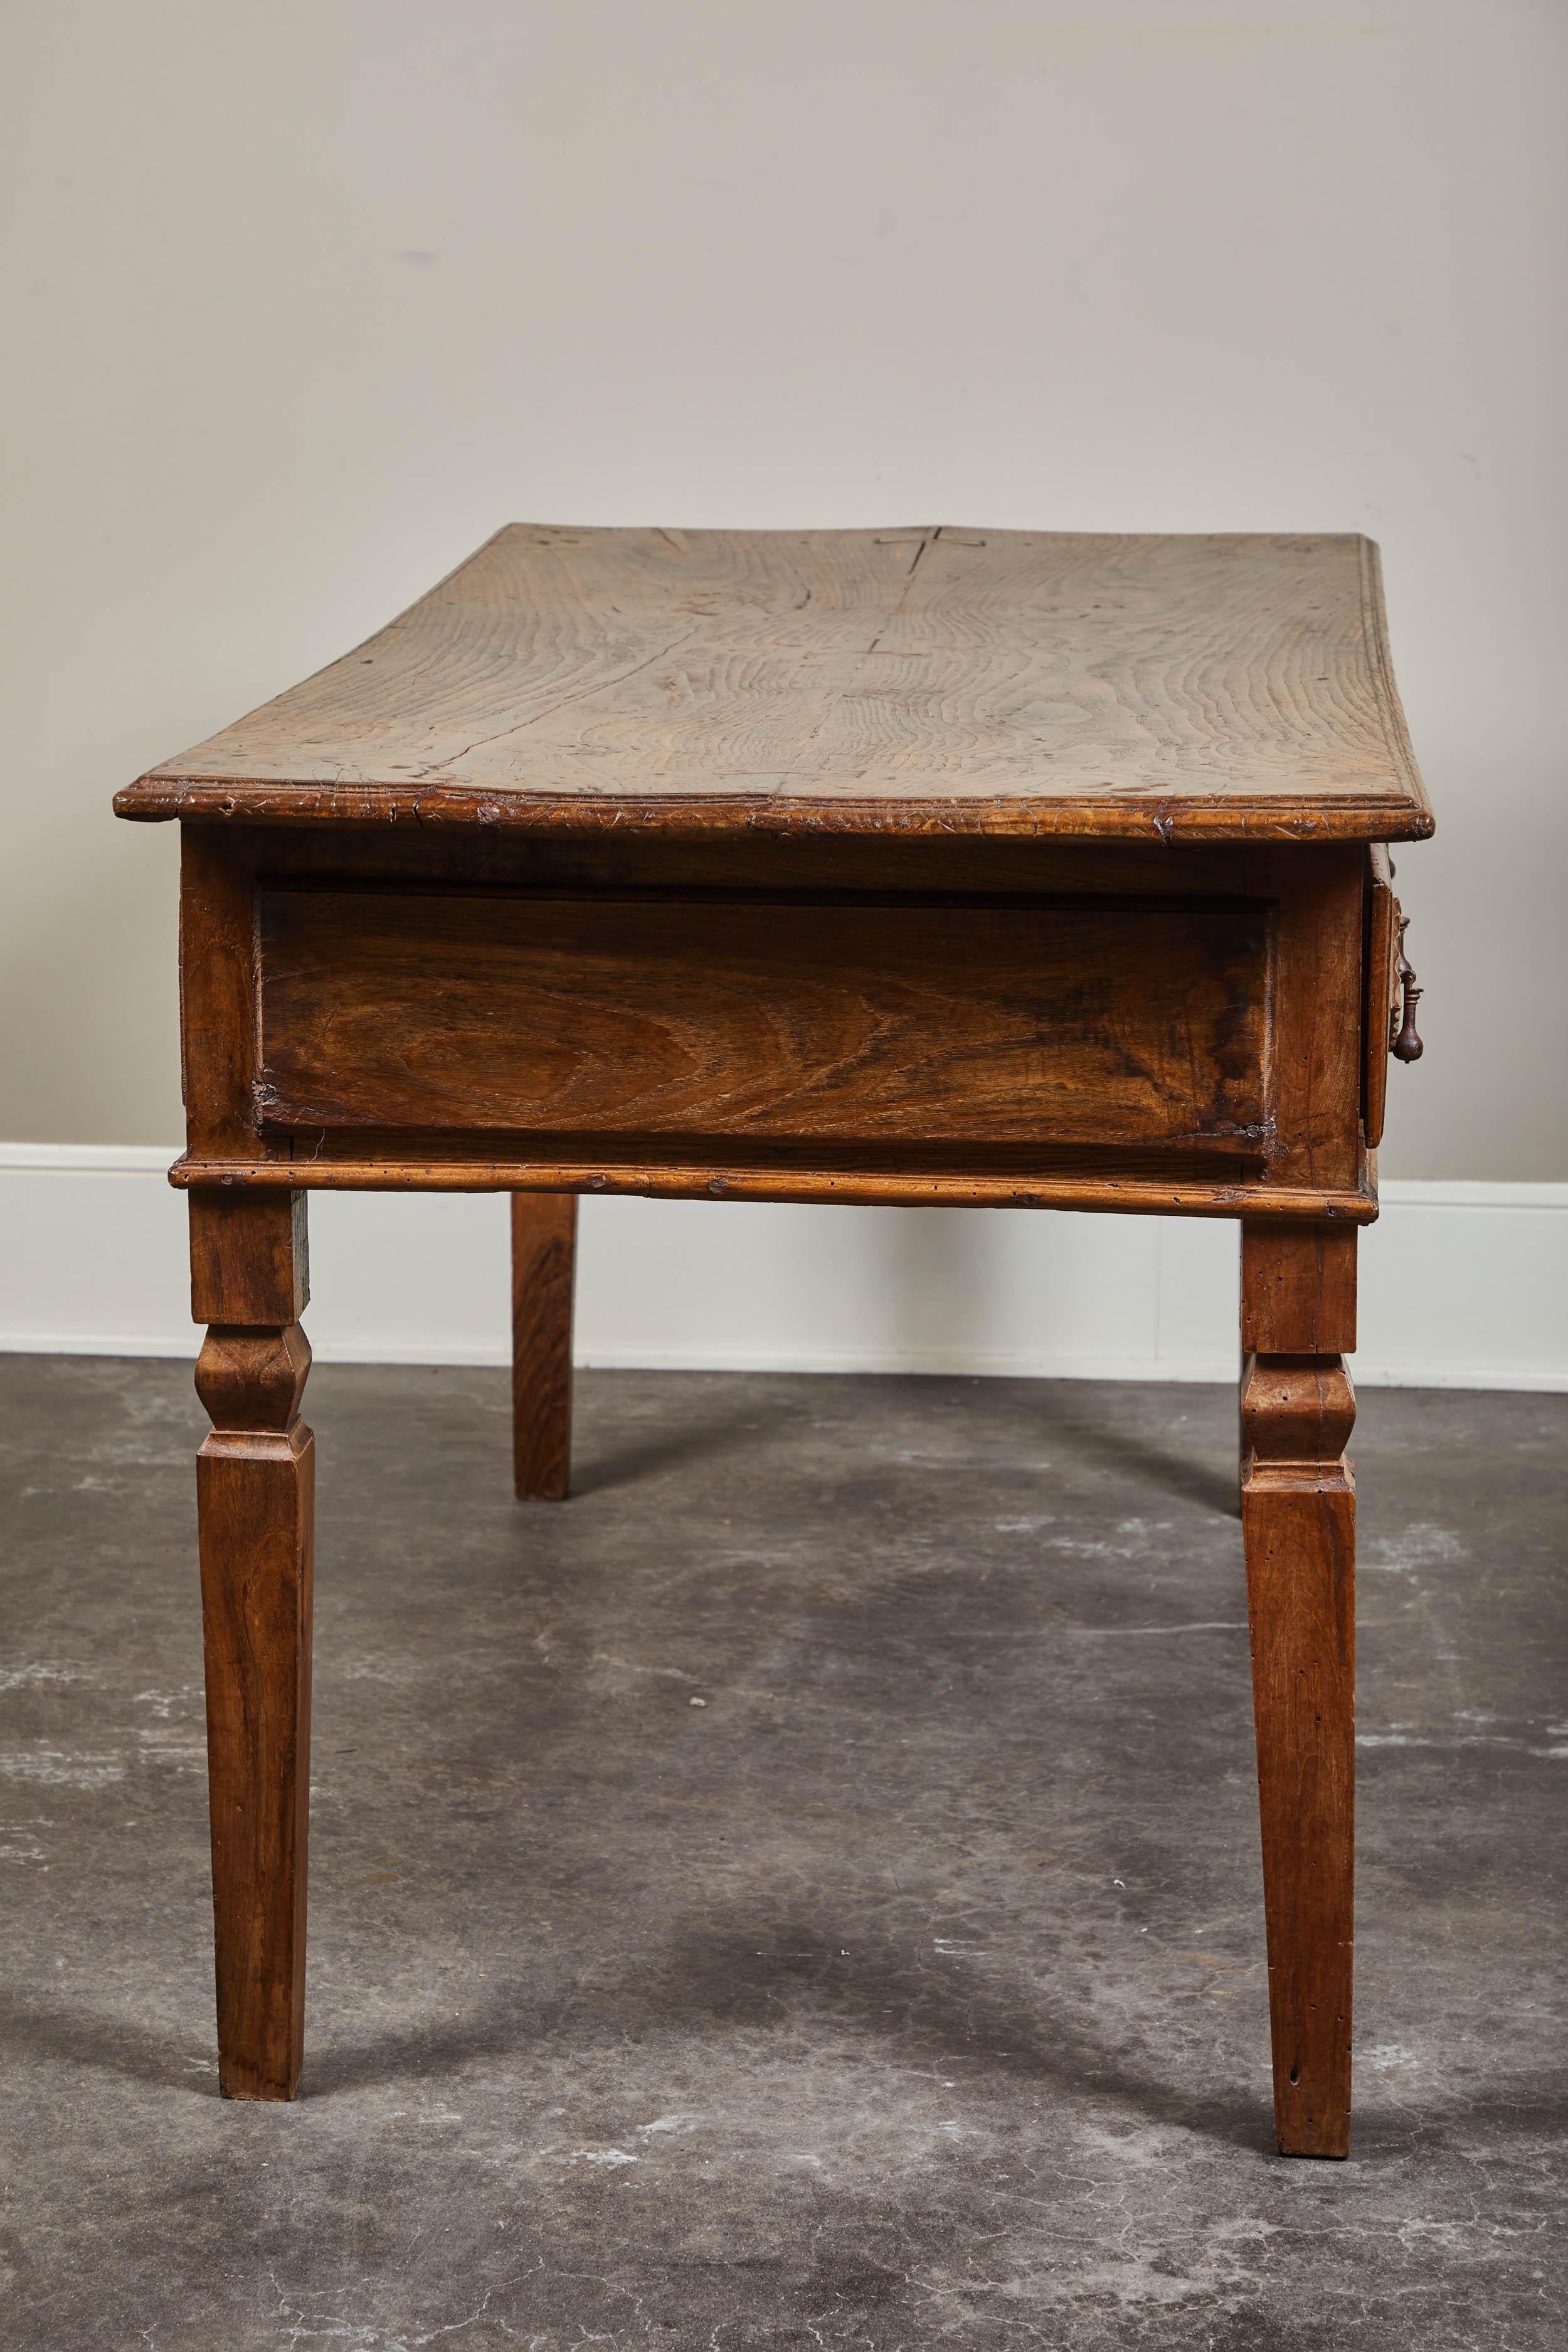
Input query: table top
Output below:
<box><xmin>118</xmin><ymin>525</ymin><xmax>1431</xmax><ymax>844</ymax></box>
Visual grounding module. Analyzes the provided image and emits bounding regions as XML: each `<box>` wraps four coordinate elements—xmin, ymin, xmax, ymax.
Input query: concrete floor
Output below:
<box><xmin>1</xmin><ymin>1356</ymin><xmax>1563</xmax><ymax>2349</ymax></box>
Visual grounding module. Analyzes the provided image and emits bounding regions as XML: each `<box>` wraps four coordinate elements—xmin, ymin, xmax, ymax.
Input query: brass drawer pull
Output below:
<box><xmin>1391</xmin><ymin>913</ymin><xmax>1424</xmax><ymax>1062</ymax></box>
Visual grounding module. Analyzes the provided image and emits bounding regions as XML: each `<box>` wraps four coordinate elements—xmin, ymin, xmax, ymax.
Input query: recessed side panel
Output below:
<box><xmin>255</xmin><ymin>888</ymin><xmax>1270</xmax><ymax>1157</ymax></box>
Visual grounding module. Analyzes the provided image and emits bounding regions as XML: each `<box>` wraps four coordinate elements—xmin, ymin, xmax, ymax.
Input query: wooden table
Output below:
<box><xmin>117</xmin><ymin>525</ymin><xmax>1431</xmax><ymax>2154</ymax></box>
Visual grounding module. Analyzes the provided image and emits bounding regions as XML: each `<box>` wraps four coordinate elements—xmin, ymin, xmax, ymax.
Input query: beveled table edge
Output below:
<box><xmin>115</xmin><ymin>782</ymin><xmax>1435</xmax><ymax>846</ymax></box>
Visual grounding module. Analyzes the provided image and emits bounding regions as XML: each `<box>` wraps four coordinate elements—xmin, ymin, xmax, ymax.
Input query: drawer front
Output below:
<box><xmin>254</xmin><ymin>888</ymin><xmax>1269</xmax><ymax>1152</ymax></box>
<box><xmin>1364</xmin><ymin>846</ymin><xmax>1397</xmax><ymax>1148</ymax></box>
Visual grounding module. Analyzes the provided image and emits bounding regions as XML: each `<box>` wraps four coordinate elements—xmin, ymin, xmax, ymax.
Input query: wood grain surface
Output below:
<box><xmin>190</xmin><ymin>1187</ymin><xmax>314</xmax><ymax>2100</ymax></box>
<box><xmin>1241</xmin><ymin>1218</ymin><xmax>1358</xmax><ymax>1355</ymax></box>
<box><xmin>189</xmin><ymin>1186</ymin><xmax>309</xmax><ymax>1325</ymax></box>
<box><xmin>511</xmin><ymin>1191</ymin><xmax>577</xmax><ymax>1501</ymax></box>
<box><xmin>254</xmin><ymin>888</ymin><xmax>1269</xmax><ymax>1152</ymax></box>
<box><xmin>1241</xmin><ymin>1218</ymin><xmax>1358</xmax><ymax>2158</ymax></box>
<box><xmin>117</xmin><ymin>527</ymin><xmax>1431</xmax><ymax>844</ymax></box>
<box><xmin>196</xmin><ymin>1423</ymin><xmax>313</xmax><ymax>2100</ymax></box>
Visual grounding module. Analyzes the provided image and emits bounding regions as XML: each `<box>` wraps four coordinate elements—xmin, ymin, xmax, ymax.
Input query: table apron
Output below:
<box><xmin>252</xmin><ymin>885</ymin><xmax>1272</xmax><ymax>1156</ymax></box>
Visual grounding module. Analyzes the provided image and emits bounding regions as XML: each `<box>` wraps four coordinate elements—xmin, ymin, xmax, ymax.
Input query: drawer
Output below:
<box><xmin>1364</xmin><ymin>843</ymin><xmax>1423</xmax><ymax>1148</ymax></box>
<box><xmin>253</xmin><ymin>888</ymin><xmax>1271</xmax><ymax>1154</ymax></box>
<box><xmin>1364</xmin><ymin>847</ymin><xmax>1397</xmax><ymax>1148</ymax></box>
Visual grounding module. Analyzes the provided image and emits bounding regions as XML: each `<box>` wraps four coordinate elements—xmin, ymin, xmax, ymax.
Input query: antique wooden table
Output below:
<box><xmin>117</xmin><ymin>525</ymin><xmax>1430</xmax><ymax>2154</ymax></box>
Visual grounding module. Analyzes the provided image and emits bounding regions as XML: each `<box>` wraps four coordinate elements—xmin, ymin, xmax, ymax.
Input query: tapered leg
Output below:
<box><xmin>1240</xmin><ymin>1219</ymin><xmax>1357</xmax><ymax>2158</ymax></box>
<box><xmin>511</xmin><ymin>1191</ymin><xmax>578</xmax><ymax>1499</ymax></box>
<box><xmin>190</xmin><ymin>1188</ymin><xmax>313</xmax><ymax>2100</ymax></box>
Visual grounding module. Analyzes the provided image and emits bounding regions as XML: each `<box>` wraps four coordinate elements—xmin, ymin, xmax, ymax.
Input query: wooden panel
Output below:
<box><xmin>1266</xmin><ymin>844</ymin><xmax>1367</xmax><ymax>1195</ymax></box>
<box><xmin>180</xmin><ymin>827</ymin><xmax>283</xmax><ymax>1165</ymax></box>
<box><xmin>254</xmin><ymin>888</ymin><xmax>1270</xmax><ymax>1154</ymax></box>
<box><xmin>118</xmin><ymin>527</ymin><xmax>1433</xmax><ymax>844</ymax></box>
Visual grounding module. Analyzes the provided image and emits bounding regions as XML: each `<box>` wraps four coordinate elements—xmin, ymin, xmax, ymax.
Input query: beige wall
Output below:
<box><xmin>3</xmin><ymin>0</ymin><xmax>1564</xmax><ymax>1174</ymax></box>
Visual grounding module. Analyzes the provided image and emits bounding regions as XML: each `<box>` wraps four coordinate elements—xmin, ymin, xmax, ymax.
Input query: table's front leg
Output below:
<box><xmin>189</xmin><ymin>1187</ymin><xmax>314</xmax><ymax>2099</ymax></box>
<box><xmin>1240</xmin><ymin>1218</ymin><xmax>1357</xmax><ymax>2158</ymax></box>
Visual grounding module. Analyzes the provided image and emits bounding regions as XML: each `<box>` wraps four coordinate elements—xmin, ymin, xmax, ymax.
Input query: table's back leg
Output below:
<box><xmin>189</xmin><ymin>1187</ymin><xmax>314</xmax><ymax>2100</ymax></box>
<box><xmin>511</xmin><ymin>1191</ymin><xmax>578</xmax><ymax>1499</ymax></box>
<box><xmin>1239</xmin><ymin>1218</ymin><xmax>1357</xmax><ymax>2158</ymax></box>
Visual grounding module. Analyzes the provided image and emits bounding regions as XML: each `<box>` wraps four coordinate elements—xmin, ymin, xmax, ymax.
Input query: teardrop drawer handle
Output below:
<box><xmin>1391</xmin><ymin>913</ymin><xmax>1424</xmax><ymax>1063</ymax></box>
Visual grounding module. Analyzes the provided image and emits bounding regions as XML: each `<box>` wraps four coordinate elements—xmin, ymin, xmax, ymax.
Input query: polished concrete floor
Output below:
<box><xmin>1</xmin><ymin>1356</ymin><xmax>1564</xmax><ymax>2350</ymax></box>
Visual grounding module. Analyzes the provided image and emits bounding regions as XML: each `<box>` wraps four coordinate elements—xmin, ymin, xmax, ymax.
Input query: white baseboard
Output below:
<box><xmin>1</xmin><ymin>1144</ymin><xmax>1565</xmax><ymax>1390</ymax></box>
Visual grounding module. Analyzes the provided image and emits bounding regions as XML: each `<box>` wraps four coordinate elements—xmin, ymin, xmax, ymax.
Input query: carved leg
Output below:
<box><xmin>511</xmin><ymin>1191</ymin><xmax>578</xmax><ymax>1499</ymax></box>
<box><xmin>1240</xmin><ymin>1219</ymin><xmax>1357</xmax><ymax>2158</ymax></box>
<box><xmin>190</xmin><ymin>1188</ymin><xmax>313</xmax><ymax>2100</ymax></box>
